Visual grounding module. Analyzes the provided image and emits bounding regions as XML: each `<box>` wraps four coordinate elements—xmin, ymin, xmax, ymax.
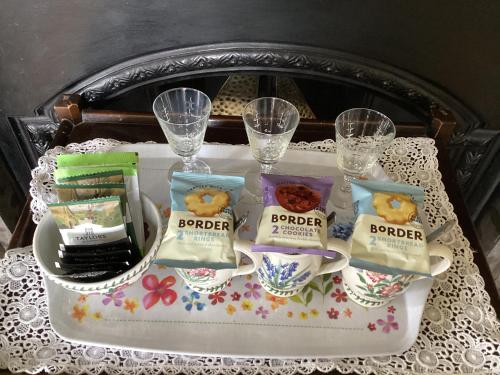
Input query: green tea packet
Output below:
<box><xmin>54</xmin><ymin>183</ymin><xmax>140</xmax><ymax>255</ymax></box>
<box><xmin>57</xmin><ymin>170</ymin><xmax>124</xmax><ymax>185</ymax></box>
<box><xmin>48</xmin><ymin>196</ymin><xmax>128</xmax><ymax>246</ymax></box>
<box><xmin>54</xmin><ymin>152</ymin><xmax>144</xmax><ymax>252</ymax></box>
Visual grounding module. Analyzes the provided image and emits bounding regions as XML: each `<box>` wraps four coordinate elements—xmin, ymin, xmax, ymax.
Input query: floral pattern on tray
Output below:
<box><xmin>68</xmin><ymin>267</ymin><xmax>400</xmax><ymax>335</ymax></box>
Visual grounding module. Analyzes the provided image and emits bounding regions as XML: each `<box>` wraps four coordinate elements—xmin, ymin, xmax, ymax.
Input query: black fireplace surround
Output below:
<box><xmin>0</xmin><ymin>42</ymin><xmax>498</xmax><ymax>253</ymax></box>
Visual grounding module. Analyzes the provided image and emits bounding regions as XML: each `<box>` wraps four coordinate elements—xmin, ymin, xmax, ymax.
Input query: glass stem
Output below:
<box><xmin>340</xmin><ymin>174</ymin><xmax>354</xmax><ymax>193</ymax></box>
<box><xmin>182</xmin><ymin>156</ymin><xmax>196</xmax><ymax>170</ymax></box>
<box><xmin>260</xmin><ymin>163</ymin><xmax>273</xmax><ymax>175</ymax></box>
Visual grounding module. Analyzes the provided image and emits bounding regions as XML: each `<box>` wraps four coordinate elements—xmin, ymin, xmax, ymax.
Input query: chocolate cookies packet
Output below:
<box><xmin>350</xmin><ymin>179</ymin><xmax>430</xmax><ymax>276</ymax></box>
<box><xmin>155</xmin><ymin>172</ymin><xmax>245</xmax><ymax>269</ymax></box>
<box><xmin>253</xmin><ymin>174</ymin><xmax>333</xmax><ymax>255</ymax></box>
<box><xmin>54</xmin><ymin>152</ymin><xmax>144</xmax><ymax>252</ymax></box>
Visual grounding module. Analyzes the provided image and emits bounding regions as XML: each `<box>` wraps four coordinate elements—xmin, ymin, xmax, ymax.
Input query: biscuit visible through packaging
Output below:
<box><xmin>185</xmin><ymin>188</ymin><xmax>230</xmax><ymax>217</ymax></box>
<box><xmin>372</xmin><ymin>192</ymin><xmax>417</xmax><ymax>225</ymax></box>
<box><xmin>350</xmin><ymin>180</ymin><xmax>430</xmax><ymax>277</ymax></box>
<box><xmin>155</xmin><ymin>172</ymin><xmax>244</xmax><ymax>269</ymax></box>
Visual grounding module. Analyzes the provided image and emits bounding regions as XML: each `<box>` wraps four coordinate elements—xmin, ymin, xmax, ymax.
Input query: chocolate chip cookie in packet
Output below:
<box><xmin>253</xmin><ymin>174</ymin><xmax>333</xmax><ymax>255</ymax></box>
<box><xmin>350</xmin><ymin>179</ymin><xmax>430</xmax><ymax>276</ymax></box>
<box><xmin>155</xmin><ymin>172</ymin><xmax>244</xmax><ymax>269</ymax></box>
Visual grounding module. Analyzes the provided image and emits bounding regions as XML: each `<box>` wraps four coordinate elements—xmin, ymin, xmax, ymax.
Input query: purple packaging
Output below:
<box><xmin>252</xmin><ymin>174</ymin><xmax>333</xmax><ymax>254</ymax></box>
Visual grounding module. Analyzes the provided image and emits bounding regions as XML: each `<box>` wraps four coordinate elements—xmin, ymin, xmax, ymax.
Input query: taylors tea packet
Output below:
<box><xmin>55</xmin><ymin>152</ymin><xmax>144</xmax><ymax>252</ymax></box>
<box><xmin>155</xmin><ymin>172</ymin><xmax>244</xmax><ymax>269</ymax></box>
<box><xmin>54</xmin><ymin>182</ymin><xmax>141</xmax><ymax>257</ymax></box>
<box><xmin>350</xmin><ymin>179</ymin><xmax>430</xmax><ymax>276</ymax></box>
<box><xmin>48</xmin><ymin>196</ymin><xmax>128</xmax><ymax>246</ymax></box>
<box><xmin>253</xmin><ymin>174</ymin><xmax>333</xmax><ymax>254</ymax></box>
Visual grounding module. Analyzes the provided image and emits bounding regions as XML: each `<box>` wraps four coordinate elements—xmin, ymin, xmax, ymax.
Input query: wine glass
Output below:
<box><xmin>331</xmin><ymin>108</ymin><xmax>395</xmax><ymax>209</ymax></box>
<box><xmin>243</xmin><ymin>97</ymin><xmax>300</xmax><ymax>198</ymax></box>
<box><xmin>153</xmin><ymin>88</ymin><xmax>212</xmax><ymax>180</ymax></box>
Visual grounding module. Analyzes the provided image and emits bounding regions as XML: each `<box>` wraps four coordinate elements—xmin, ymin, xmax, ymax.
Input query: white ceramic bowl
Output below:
<box><xmin>33</xmin><ymin>193</ymin><xmax>162</xmax><ymax>294</ymax></box>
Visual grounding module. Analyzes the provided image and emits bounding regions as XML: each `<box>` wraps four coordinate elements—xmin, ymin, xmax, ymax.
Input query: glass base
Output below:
<box><xmin>167</xmin><ymin>159</ymin><xmax>211</xmax><ymax>182</ymax></box>
<box><xmin>331</xmin><ymin>175</ymin><xmax>354</xmax><ymax>210</ymax></box>
<box><xmin>244</xmin><ymin>164</ymin><xmax>280</xmax><ymax>203</ymax></box>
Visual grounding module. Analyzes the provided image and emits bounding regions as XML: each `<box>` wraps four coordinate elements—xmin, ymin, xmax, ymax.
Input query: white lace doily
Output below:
<box><xmin>1</xmin><ymin>137</ymin><xmax>498</xmax><ymax>374</ymax></box>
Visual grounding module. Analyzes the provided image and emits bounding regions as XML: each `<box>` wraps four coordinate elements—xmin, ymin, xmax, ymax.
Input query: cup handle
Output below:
<box><xmin>428</xmin><ymin>242</ymin><xmax>453</xmax><ymax>276</ymax></box>
<box><xmin>317</xmin><ymin>238</ymin><xmax>350</xmax><ymax>275</ymax></box>
<box><xmin>232</xmin><ymin>239</ymin><xmax>262</xmax><ymax>277</ymax></box>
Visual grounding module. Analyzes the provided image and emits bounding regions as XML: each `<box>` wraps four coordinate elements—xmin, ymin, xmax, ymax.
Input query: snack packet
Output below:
<box><xmin>155</xmin><ymin>172</ymin><xmax>244</xmax><ymax>269</ymax></box>
<box><xmin>350</xmin><ymin>179</ymin><xmax>430</xmax><ymax>276</ymax></box>
<box><xmin>55</xmin><ymin>152</ymin><xmax>144</xmax><ymax>252</ymax></box>
<box><xmin>57</xmin><ymin>170</ymin><xmax>124</xmax><ymax>185</ymax></box>
<box><xmin>48</xmin><ymin>196</ymin><xmax>128</xmax><ymax>246</ymax></box>
<box><xmin>253</xmin><ymin>174</ymin><xmax>333</xmax><ymax>254</ymax></box>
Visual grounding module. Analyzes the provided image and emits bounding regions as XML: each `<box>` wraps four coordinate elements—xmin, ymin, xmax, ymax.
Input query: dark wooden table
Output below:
<box><xmin>9</xmin><ymin>118</ymin><xmax>500</xmax><ymax>319</ymax></box>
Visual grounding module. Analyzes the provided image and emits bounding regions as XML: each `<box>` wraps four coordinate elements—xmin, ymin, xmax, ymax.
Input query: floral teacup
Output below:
<box><xmin>176</xmin><ymin>239</ymin><xmax>261</xmax><ymax>294</ymax></box>
<box><xmin>255</xmin><ymin>238</ymin><xmax>350</xmax><ymax>297</ymax></box>
<box><xmin>342</xmin><ymin>243</ymin><xmax>453</xmax><ymax>307</ymax></box>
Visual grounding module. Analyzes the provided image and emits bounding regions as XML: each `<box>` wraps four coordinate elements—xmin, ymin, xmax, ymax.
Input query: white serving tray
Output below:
<box><xmin>44</xmin><ymin>143</ymin><xmax>433</xmax><ymax>358</ymax></box>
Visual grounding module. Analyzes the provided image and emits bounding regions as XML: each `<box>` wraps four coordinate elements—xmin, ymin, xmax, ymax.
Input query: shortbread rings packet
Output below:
<box><xmin>350</xmin><ymin>179</ymin><xmax>430</xmax><ymax>276</ymax></box>
<box><xmin>253</xmin><ymin>174</ymin><xmax>333</xmax><ymax>254</ymax></box>
<box><xmin>155</xmin><ymin>172</ymin><xmax>245</xmax><ymax>269</ymax></box>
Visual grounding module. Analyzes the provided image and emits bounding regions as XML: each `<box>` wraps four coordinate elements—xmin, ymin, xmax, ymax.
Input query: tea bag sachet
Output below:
<box><xmin>48</xmin><ymin>196</ymin><xmax>128</xmax><ymax>246</ymax></box>
<box><xmin>54</xmin><ymin>182</ymin><xmax>140</xmax><ymax>257</ymax></box>
<box><xmin>350</xmin><ymin>179</ymin><xmax>430</xmax><ymax>277</ymax></box>
<box><xmin>155</xmin><ymin>172</ymin><xmax>244</xmax><ymax>269</ymax></box>
<box><xmin>252</xmin><ymin>174</ymin><xmax>334</xmax><ymax>256</ymax></box>
<box><xmin>55</xmin><ymin>152</ymin><xmax>144</xmax><ymax>253</ymax></box>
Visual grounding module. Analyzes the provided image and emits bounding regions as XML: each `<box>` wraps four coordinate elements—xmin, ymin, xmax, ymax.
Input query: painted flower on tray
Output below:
<box><xmin>208</xmin><ymin>291</ymin><xmax>226</xmax><ymax>305</ymax></box>
<box><xmin>163</xmin><ymin>207</ymin><xmax>171</xmax><ymax>218</ymax></box>
<box><xmin>299</xmin><ymin>312</ymin><xmax>308</xmax><ymax>320</ymax></box>
<box><xmin>265</xmin><ymin>293</ymin><xmax>288</xmax><ymax>310</ymax></box>
<box><xmin>226</xmin><ymin>304</ymin><xmax>236</xmax><ymax>315</ymax></box>
<box><xmin>343</xmin><ymin>308</ymin><xmax>352</xmax><ymax>318</ymax></box>
<box><xmin>91</xmin><ymin>312</ymin><xmax>103</xmax><ymax>320</ymax></box>
<box><xmin>368</xmin><ymin>322</ymin><xmax>377</xmax><ymax>332</ymax></box>
<box><xmin>387</xmin><ymin>305</ymin><xmax>396</xmax><ymax>314</ymax></box>
<box><xmin>327</xmin><ymin>308</ymin><xmax>339</xmax><ymax>320</ymax></box>
<box><xmin>287</xmin><ymin>311</ymin><xmax>293</xmax><ymax>318</ymax></box>
<box><xmin>255</xmin><ymin>306</ymin><xmax>269</xmax><ymax>319</ymax></box>
<box><xmin>241</xmin><ymin>299</ymin><xmax>253</xmax><ymax>311</ymax></box>
<box><xmin>377</xmin><ymin>315</ymin><xmax>399</xmax><ymax>333</ymax></box>
<box><xmin>142</xmin><ymin>274</ymin><xmax>177</xmax><ymax>310</ymax></box>
<box><xmin>72</xmin><ymin>304</ymin><xmax>88</xmax><ymax>323</ymax></box>
<box><xmin>331</xmin><ymin>288</ymin><xmax>348</xmax><ymax>303</ymax></box>
<box><xmin>124</xmin><ymin>298</ymin><xmax>139</xmax><ymax>313</ymax></box>
<box><xmin>231</xmin><ymin>292</ymin><xmax>241</xmax><ymax>301</ymax></box>
<box><xmin>332</xmin><ymin>275</ymin><xmax>342</xmax><ymax>284</ymax></box>
<box><xmin>310</xmin><ymin>308</ymin><xmax>319</xmax><ymax>318</ymax></box>
<box><xmin>244</xmin><ymin>283</ymin><xmax>261</xmax><ymax>299</ymax></box>
<box><xmin>102</xmin><ymin>290</ymin><xmax>125</xmax><ymax>307</ymax></box>
<box><xmin>181</xmin><ymin>288</ymin><xmax>205</xmax><ymax>312</ymax></box>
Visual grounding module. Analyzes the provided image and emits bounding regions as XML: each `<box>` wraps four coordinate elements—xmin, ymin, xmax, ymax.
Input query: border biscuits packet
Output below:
<box><xmin>253</xmin><ymin>174</ymin><xmax>333</xmax><ymax>255</ymax></box>
<box><xmin>155</xmin><ymin>172</ymin><xmax>245</xmax><ymax>269</ymax></box>
<box><xmin>350</xmin><ymin>179</ymin><xmax>430</xmax><ymax>276</ymax></box>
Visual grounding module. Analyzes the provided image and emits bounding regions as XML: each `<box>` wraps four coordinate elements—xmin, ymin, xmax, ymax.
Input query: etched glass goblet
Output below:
<box><xmin>153</xmin><ymin>88</ymin><xmax>212</xmax><ymax>181</ymax></box>
<box><xmin>331</xmin><ymin>108</ymin><xmax>395</xmax><ymax>209</ymax></box>
<box><xmin>243</xmin><ymin>97</ymin><xmax>300</xmax><ymax>198</ymax></box>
